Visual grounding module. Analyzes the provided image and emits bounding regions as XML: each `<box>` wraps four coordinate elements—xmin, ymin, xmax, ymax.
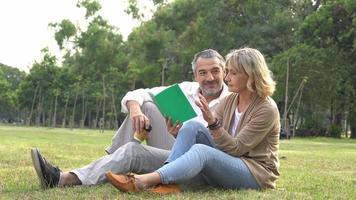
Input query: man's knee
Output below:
<box><xmin>141</xmin><ymin>101</ymin><xmax>160</xmax><ymax>115</ymax></box>
<box><xmin>118</xmin><ymin>142</ymin><xmax>143</xmax><ymax>157</ymax></box>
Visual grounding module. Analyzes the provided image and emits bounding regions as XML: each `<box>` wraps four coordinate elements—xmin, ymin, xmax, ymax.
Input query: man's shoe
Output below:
<box><xmin>31</xmin><ymin>148</ymin><xmax>61</xmax><ymax>189</ymax></box>
<box><xmin>105</xmin><ymin>171</ymin><xmax>181</xmax><ymax>194</ymax></box>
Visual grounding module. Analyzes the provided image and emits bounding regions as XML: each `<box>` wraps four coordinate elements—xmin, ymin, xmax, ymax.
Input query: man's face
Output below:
<box><xmin>194</xmin><ymin>57</ymin><xmax>224</xmax><ymax>97</ymax></box>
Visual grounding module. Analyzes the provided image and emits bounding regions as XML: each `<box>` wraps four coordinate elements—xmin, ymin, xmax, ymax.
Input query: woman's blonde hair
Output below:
<box><xmin>225</xmin><ymin>47</ymin><xmax>276</xmax><ymax>98</ymax></box>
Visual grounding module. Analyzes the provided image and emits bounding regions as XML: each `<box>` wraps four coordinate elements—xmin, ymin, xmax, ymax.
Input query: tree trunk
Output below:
<box><xmin>282</xmin><ymin>57</ymin><xmax>290</xmax><ymax>137</ymax></box>
<box><xmin>70</xmin><ymin>87</ymin><xmax>79</xmax><ymax>129</ymax></box>
<box><xmin>47</xmin><ymin>97</ymin><xmax>53</xmax><ymax>127</ymax></box>
<box><xmin>35</xmin><ymin>88</ymin><xmax>42</xmax><ymax>126</ymax></box>
<box><xmin>88</xmin><ymin>109</ymin><xmax>92</xmax><ymax>128</ymax></box>
<box><xmin>84</xmin><ymin>100</ymin><xmax>88</xmax><ymax>127</ymax></box>
<box><xmin>101</xmin><ymin>75</ymin><xmax>106</xmax><ymax>132</ymax></box>
<box><xmin>62</xmin><ymin>97</ymin><xmax>69</xmax><ymax>128</ymax></box>
<box><xmin>27</xmin><ymin>84</ymin><xmax>39</xmax><ymax>126</ymax></box>
<box><xmin>52</xmin><ymin>95</ymin><xmax>58</xmax><ymax>127</ymax></box>
<box><xmin>80</xmin><ymin>91</ymin><xmax>85</xmax><ymax>128</ymax></box>
<box><xmin>42</xmin><ymin>96</ymin><xmax>46</xmax><ymax>126</ymax></box>
<box><xmin>93</xmin><ymin>97</ymin><xmax>101</xmax><ymax>128</ymax></box>
<box><xmin>111</xmin><ymin>88</ymin><xmax>118</xmax><ymax>129</ymax></box>
<box><xmin>349</xmin><ymin>110</ymin><xmax>356</xmax><ymax>139</ymax></box>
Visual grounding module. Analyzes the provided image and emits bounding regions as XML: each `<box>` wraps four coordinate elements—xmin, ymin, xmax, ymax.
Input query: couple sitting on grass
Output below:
<box><xmin>31</xmin><ymin>48</ymin><xmax>280</xmax><ymax>194</ymax></box>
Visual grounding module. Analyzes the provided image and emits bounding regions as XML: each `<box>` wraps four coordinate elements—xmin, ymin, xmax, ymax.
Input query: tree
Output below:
<box><xmin>49</xmin><ymin>0</ymin><xmax>128</xmax><ymax>129</ymax></box>
<box><xmin>125</xmin><ymin>0</ymin><xmax>302</xmax><ymax>87</ymax></box>
<box><xmin>271</xmin><ymin>44</ymin><xmax>348</xmax><ymax>136</ymax></box>
<box><xmin>297</xmin><ymin>0</ymin><xmax>355</xmax><ymax>137</ymax></box>
<box><xmin>0</xmin><ymin>64</ymin><xmax>26</xmax><ymax>122</ymax></box>
<box><xmin>17</xmin><ymin>48</ymin><xmax>60</xmax><ymax>126</ymax></box>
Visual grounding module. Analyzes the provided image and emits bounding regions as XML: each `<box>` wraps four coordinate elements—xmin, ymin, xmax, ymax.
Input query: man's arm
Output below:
<box><xmin>121</xmin><ymin>82</ymin><xmax>196</xmax><ymax>134</ymax></box>
<box><xmin>126</xmin><ymin>100</ymin><xmax>150</xmax><ymax>132</ymax></box>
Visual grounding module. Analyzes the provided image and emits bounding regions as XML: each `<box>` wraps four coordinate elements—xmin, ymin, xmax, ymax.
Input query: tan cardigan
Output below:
<box><xmin>213</xmin><ymin>93</ymin><xmax>280</xmax><ymax>189</ymax></box>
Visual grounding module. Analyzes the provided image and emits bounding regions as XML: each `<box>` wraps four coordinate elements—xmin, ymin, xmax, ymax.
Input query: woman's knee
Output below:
<box><xmin>190</xmin><ymin>144</ymin><xmax>211</xmax><ymax>153</ymax></box>
<box><xmin>180</xmin><ymin>120</ymin><xmax>206</xmax><ymax>135</ymax></box>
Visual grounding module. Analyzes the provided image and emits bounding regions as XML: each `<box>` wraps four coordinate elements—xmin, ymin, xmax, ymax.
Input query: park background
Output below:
<box><xmin>0</xmin><ymin>0</ymin><xmax>355</xmax><ymax>199</ymax></box>
<box><xmin>0</xmin><ymin>0</ymin><xmax>355</xmax><ymax>138</ymax></box>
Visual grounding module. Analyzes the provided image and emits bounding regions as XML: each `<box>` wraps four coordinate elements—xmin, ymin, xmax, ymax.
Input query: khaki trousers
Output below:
<box><xmin>72</xmin><ymin>142</ymin><xmax>170</xmax><ymax>185</ymax></box>
<box><xmin>72</xmin><ymin>101</ymin><xmax>175</xmax><ymax>185</ymax></box>
<box><xmin>105</xmin><ymin>101</ymin><xmax>175</xmax><ymax>154</ymax></box>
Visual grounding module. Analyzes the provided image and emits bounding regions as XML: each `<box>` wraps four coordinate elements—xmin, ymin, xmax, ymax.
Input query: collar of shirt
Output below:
<box><xmin>188</xmin><ymin>83</ymin><xmax>230</xmax><ymax>108</ymax></box>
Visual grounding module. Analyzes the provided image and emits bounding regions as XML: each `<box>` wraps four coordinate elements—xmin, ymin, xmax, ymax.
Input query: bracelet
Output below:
<box><xmin>207</xmin><ymin>118</ymin><xmax>222</xmax><ymax>130</ymax></box>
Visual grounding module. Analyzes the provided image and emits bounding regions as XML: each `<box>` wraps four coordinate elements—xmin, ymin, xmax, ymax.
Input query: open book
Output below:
<box><xmin>149</xmin><ymin>84</ymin><xmax>197</xmax><ymax>123</ymax></box>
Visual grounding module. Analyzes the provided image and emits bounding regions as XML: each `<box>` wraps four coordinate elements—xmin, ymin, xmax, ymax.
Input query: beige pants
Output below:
<box><xmin>105</xmin><ymin>101</ymin><xmax>175</xmax><ymax>154</ymax></box>
<box><xmin>71</xmin><ymin>142</ymin><xmax>170</xmax><ymax>185</ymax></box>
<box><xmin>71</xmin><ymin>102</ymin><xmax>175</xmax><ymax>185</ymax></box>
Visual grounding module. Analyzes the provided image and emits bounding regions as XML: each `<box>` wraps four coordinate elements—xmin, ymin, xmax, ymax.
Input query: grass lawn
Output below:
<box><xmin>0</xmin><ymin>124</ymin><xmax>355</xmax><ymax>199</ymax></box>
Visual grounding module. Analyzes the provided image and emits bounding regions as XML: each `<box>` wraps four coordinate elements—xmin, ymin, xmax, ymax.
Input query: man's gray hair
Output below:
<box><xmin>191</xmin><ymin>49</ymin><xmax>225</xmax><ymax>73</ymax></box>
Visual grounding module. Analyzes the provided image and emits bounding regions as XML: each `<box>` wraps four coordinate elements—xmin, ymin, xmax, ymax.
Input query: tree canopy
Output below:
<box><xmin>1</xmin><ymin>0</ymin><xmax>354</xmax><ymax>138</ymax></box>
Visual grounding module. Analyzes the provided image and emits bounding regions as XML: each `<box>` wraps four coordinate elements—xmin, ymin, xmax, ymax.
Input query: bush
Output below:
<box><xmin>329</xmin><ymin>124</ymin><xmax>342</xmax><ymax>138</ymax></box>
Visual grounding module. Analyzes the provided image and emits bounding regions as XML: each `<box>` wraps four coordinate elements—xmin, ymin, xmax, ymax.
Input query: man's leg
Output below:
<box><xmin>105</xmin><ymin>116</ymin><xmax>133</xmax><ymax>154</ymax></box>
<box><xmin>105</xmin><ymin>101</ymin><xmax>175</xmax><ymax>154</ymax></box>
<box><xmin>72</xmin><ymin>142</ymin><xmax>170</xmax><ymax>186</ymax></box>
<box><xmin>143</xmin><ymin>102</ymin><xmax>175</xmax><ymax>150</ymax></box>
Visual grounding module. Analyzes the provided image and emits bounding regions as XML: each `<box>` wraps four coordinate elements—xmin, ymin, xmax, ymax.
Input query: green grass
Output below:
<box><xmin>0</xmin><ymin>125</ymin><xmax>355</xmax><ymax>199</ymax></box>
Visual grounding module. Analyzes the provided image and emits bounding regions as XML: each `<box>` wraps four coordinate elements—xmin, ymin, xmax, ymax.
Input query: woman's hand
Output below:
<box><xmin>195</xmin><ymin>94</ymin><xmax>216</xmax><ymax>125</ymax></box>
<box><xmin>165</xmin><ymin>117</ymin><xmax>182</xmax><ymax>138</ymax></box>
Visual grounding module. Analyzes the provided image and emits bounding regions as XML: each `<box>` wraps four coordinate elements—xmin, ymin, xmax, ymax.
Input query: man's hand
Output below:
<box><xmin>127</xmin><ymin>101</ymin><xmax>150</xmax><ymax>132</ymax></box>
<box><xmin>165</xmin><ymin>117</ymin><xmax>182</xmax><ymax>138</ymax></box>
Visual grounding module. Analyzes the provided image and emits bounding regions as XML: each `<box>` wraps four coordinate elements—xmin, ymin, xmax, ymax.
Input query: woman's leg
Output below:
<box><xmin>156</xmin><ymin>144</ymin><xmax>260</xmax><ymax>190</ymax></box>
<box><xmin>165</xmin><ymin>120</ymin><xmax>215</xmax><ymax>163</ymax></box>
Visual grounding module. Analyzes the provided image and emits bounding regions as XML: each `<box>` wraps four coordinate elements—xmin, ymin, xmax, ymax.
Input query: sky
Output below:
<box><xmin>0</xmin><ymin>0</ymin><xmax>153</xmax><ymax>73</ymax></box>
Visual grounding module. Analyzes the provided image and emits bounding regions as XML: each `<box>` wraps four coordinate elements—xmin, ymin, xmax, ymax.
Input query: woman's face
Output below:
<box><xmin>224</xmin><ymin>65</ymin><xmax>249</xmax><ymax>93</ymax></box>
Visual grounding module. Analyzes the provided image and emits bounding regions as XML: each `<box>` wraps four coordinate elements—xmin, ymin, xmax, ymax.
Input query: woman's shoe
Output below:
<box><xmin>105</xmin><ymin>171</ymin><xmax>139</xmax><ymax>192</ymax></box>
<box><xmin>146</xmin><ymin>184</ymin><xmax>181</xmax><ymax>194</ymax></box>
<box><xmin>105</xmin><ymin>171</ymin><xmax>181</xmax><ymax>194</ymax></box>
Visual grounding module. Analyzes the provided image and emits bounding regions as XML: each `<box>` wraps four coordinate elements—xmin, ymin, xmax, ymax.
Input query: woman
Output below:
<box><xmin>105</xmin><ymin>47</ymin><xmax>281</xmax><ymax>193</ymax></box>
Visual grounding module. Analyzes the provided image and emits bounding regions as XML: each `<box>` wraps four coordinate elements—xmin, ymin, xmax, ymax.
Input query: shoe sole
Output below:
<box><xmin>31</xmin><ymin>148</ymin><xmax>46</xmax><ymax>189</ymax></box>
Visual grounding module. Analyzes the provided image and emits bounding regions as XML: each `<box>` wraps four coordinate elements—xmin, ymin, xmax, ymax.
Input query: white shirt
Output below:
<box><xmin>231</xmin><ymin>108</ymin><xmax>242</xmax><ymax>137</ymax></box>
<box><xmin>121</xmin><ymin>81</ymin><xmax>231</xmax><ymax>126</ymax></box>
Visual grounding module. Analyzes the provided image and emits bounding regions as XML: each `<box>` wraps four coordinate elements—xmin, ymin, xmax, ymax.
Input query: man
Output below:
<box><xmin>31</xmin><ymin>49</ymin><xmax>230</xmax><ymax>188</ymax></box>
<box><xmin>105</xmin><ymin>49</ymin><xmax>229</xmax><ymax>153</ymax></box>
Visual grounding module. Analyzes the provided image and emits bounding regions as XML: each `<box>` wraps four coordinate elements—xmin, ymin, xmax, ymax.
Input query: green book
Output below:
<box><xmin>149</xmin><ymin>84</ymin><xmax>197</xmax><ymax>123</ymax></box>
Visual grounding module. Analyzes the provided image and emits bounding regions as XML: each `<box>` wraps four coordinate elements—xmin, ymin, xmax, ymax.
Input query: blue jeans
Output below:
<box><xmin>157</xmin><ymin>121</ymin><xmax>260</xmax><ymax>190</ymax></box>
<box><xmin>165</xmin><ymin>120</ymin><xmax>215</xmax><ymax>163</ymax></box>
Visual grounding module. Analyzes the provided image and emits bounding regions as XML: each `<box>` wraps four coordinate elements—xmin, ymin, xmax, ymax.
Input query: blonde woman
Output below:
<box><xmin>105</xmin><ymin>48</ymin><xmax>280</xmax><ymax>193</ymax></box>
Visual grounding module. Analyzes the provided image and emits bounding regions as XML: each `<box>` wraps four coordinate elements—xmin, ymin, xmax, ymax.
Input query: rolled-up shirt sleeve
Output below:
<box><xmin>120</xmin><ymin>86</ymin><xmax>168</xmax><ymax>113</ymax></box>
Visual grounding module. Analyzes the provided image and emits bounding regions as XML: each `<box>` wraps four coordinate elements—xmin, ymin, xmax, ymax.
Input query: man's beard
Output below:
<box><xmin>200</xmin><ymin>81</ymin><xmax>222</xmax><ymax>97</ymax></box>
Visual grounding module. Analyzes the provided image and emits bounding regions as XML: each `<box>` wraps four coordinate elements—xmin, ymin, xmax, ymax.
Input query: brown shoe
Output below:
<box><xmin>147</xmin><ymin>184</ymin><xmax>181</xmax><ymax>194</ymax></box>
<box><xmin>105</xmin><ymin>171</ymin><xmax>139</xmax><ymax>192</ymax></box>
<box><xmin>105</xmin><ymin>171</ymin><xmax>181</xmax><ymax>194</ymax></box>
